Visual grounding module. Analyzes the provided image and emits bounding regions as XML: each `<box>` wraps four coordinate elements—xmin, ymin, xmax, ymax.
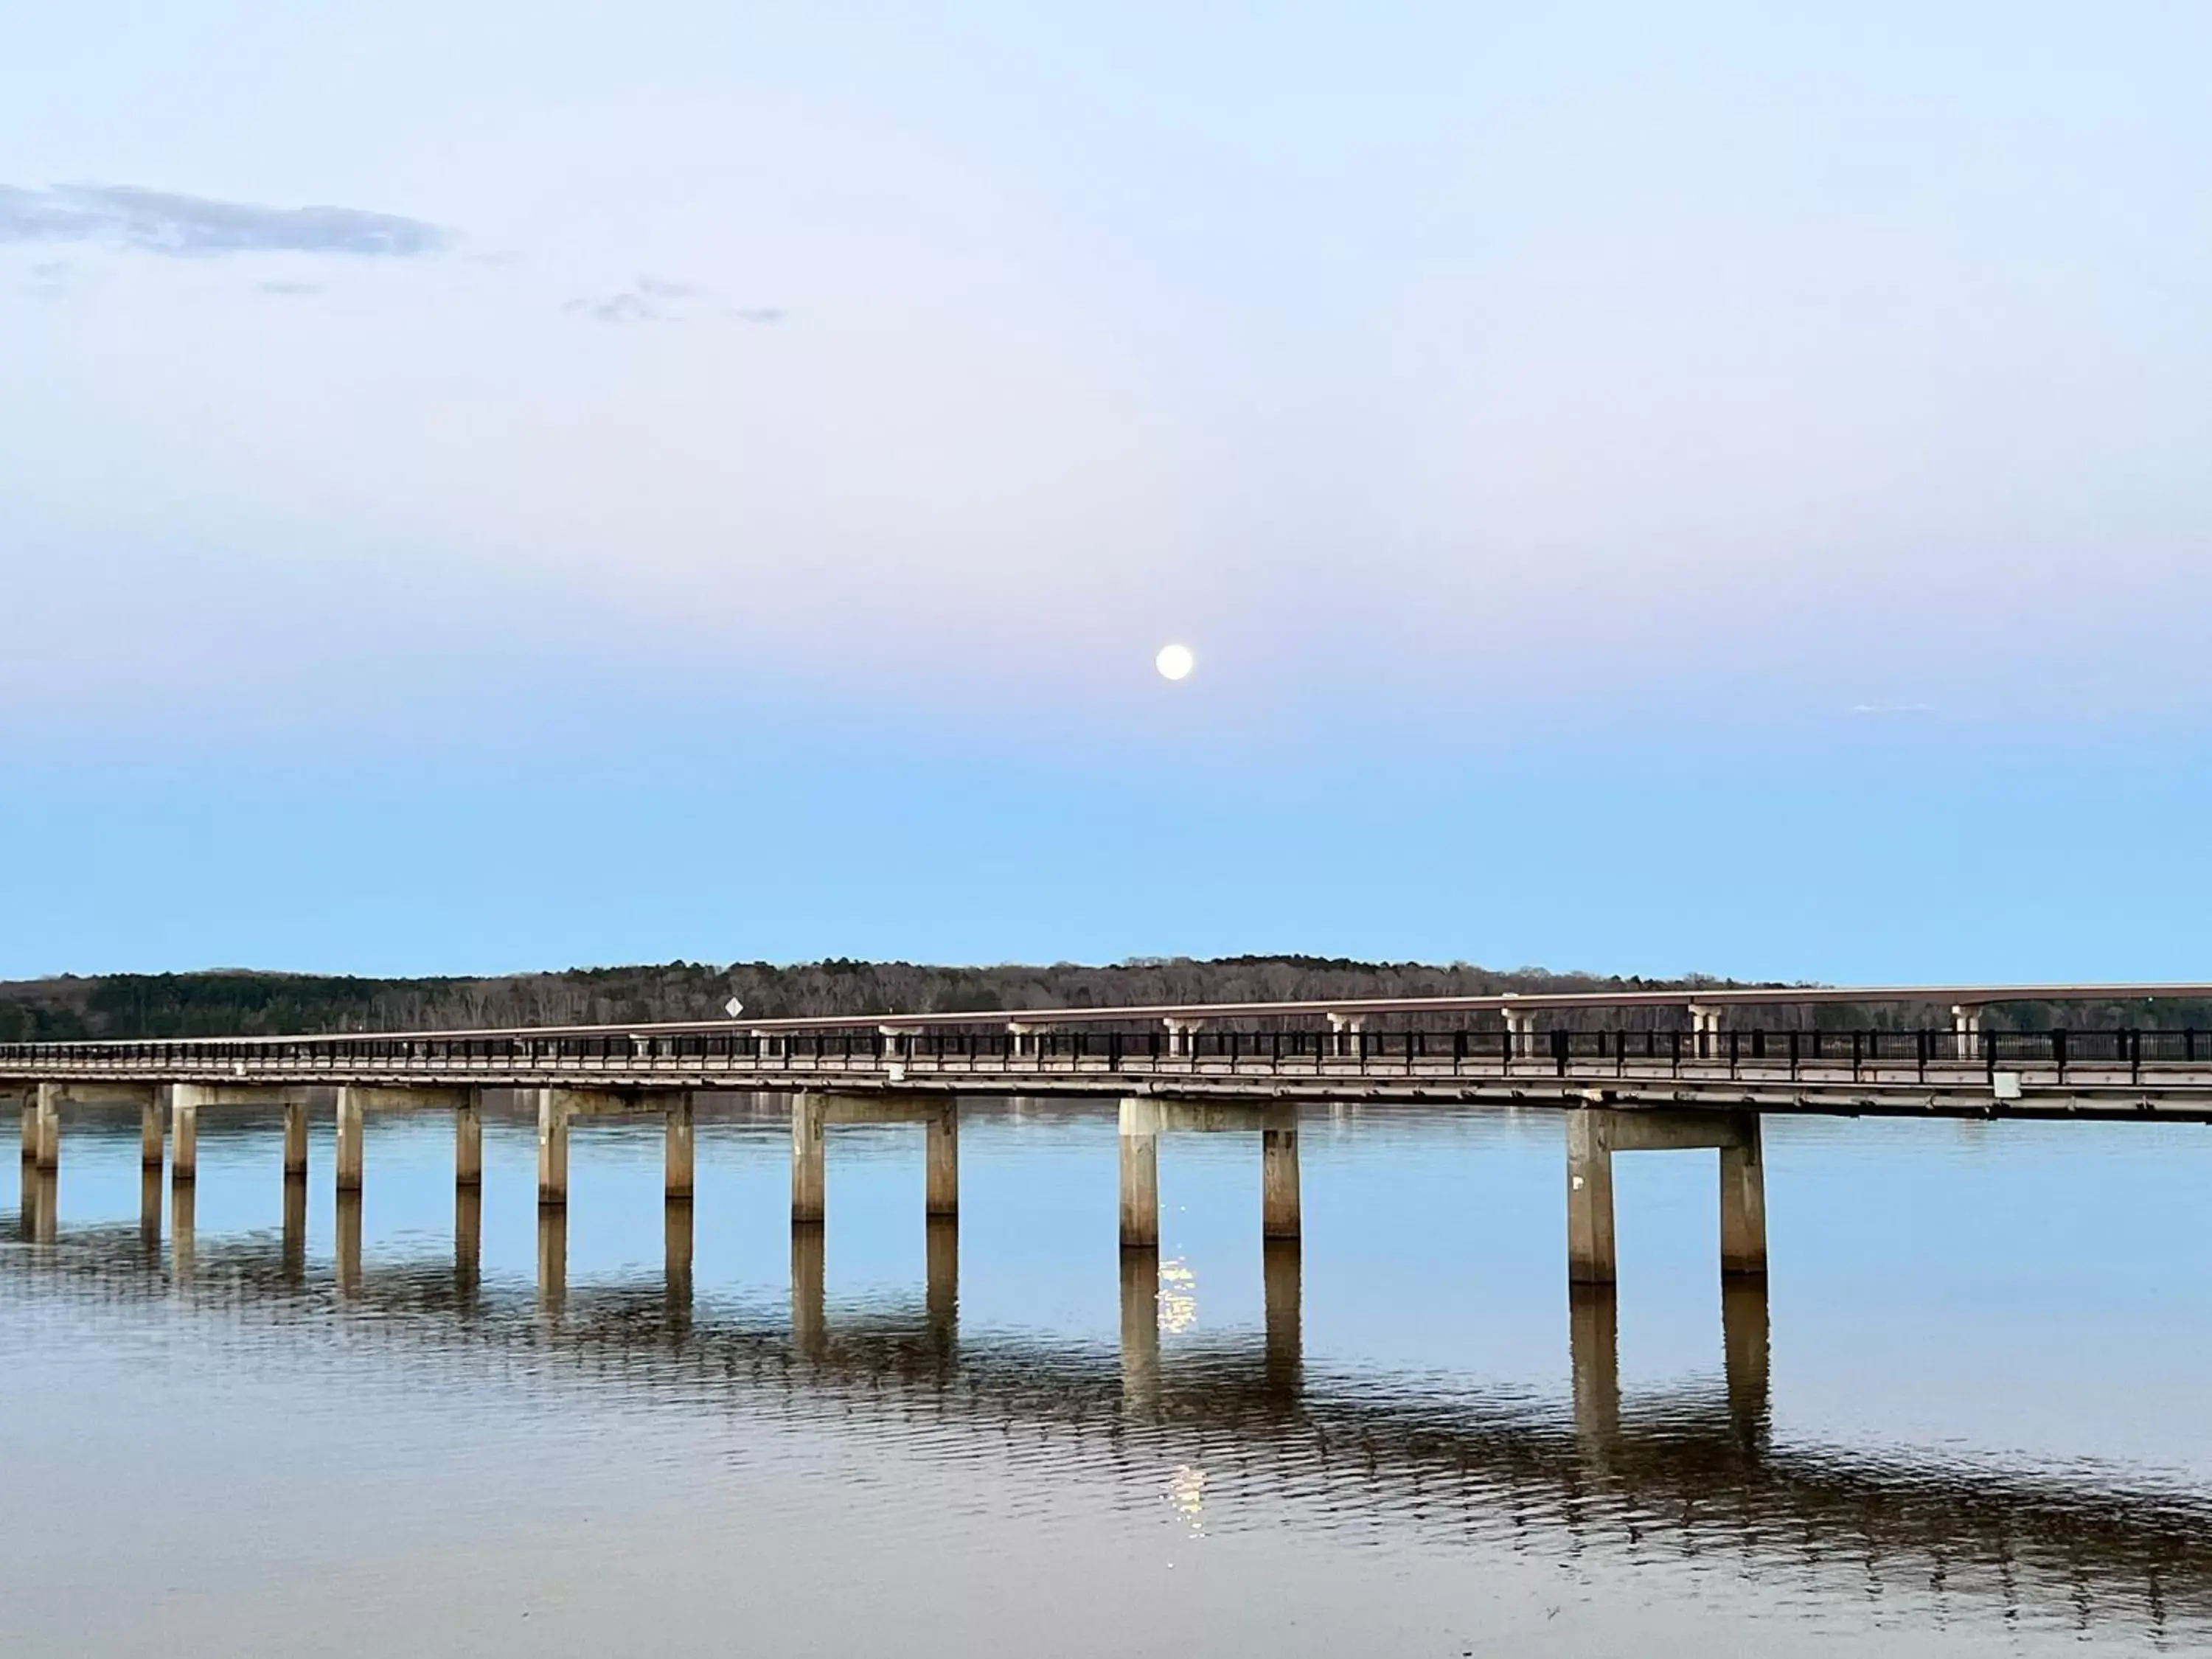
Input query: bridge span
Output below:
<box><xmin>6</xmin><ymin>981</ymin><xmax>2212</xmax><ymax>1292</ymax></box>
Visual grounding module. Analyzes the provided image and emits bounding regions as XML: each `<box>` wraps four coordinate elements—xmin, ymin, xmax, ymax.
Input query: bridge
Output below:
<box><xmin>7</xmin><ymin>981</ymin><xmax>2212</xmax><ymax>1291</ymax></box>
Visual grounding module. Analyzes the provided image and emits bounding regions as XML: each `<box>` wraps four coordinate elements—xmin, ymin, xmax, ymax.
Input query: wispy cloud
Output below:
<box><xmin>257</xmin><ymin>279</ymin><xmax>324</xmax><ymax>296</ymax></box>
<box><xmin>1848</xmin><ymin>702</ymin><xmax>1938</xmax><ymax>716</ymax></box>
<box><xmin>565</xmin><ymin>278</ymin><xmax>784</xmax><ymax>326</ymax></box>
<box><xmin>0</xmin><ymin>184</ymin><xmax>449</xmax><ymax>257</ymax></box>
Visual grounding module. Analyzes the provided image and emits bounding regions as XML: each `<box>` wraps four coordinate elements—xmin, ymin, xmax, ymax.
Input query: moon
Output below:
<box><xmin>1155</xmin><ymin>643</ymin><xmax>1196</xmax><ymax>682</ymax></box>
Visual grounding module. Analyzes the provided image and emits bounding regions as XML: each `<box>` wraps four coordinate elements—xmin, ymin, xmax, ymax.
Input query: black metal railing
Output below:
<box><xmin>2</xmin><ymin>1025</ymin><xmax>2207</xmax><ymax>1082</ymax></box>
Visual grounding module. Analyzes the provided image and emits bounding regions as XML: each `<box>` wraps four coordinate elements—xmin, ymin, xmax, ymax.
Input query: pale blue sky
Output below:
<box><xmin>2</xmin><ymin>3</ymin><xmax>2208</xmax><ymax>981</ymax></box>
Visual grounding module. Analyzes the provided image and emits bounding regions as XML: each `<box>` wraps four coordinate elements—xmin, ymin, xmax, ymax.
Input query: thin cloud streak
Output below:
<box><xmin>0</xmin><ymin>184</ymin><xmax>448</xmax><ymax>257</ymax></box>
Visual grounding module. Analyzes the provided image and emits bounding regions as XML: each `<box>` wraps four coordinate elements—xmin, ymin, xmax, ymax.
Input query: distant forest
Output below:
<box><xmin>0</xmin><ymin>959</ymin><xmax>2199</xmax><ymax>1042</ymax></box>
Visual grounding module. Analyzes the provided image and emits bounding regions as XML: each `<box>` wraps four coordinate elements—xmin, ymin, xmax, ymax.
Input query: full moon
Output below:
<box><xmin>1155</xmin><ymin>643</ymin><xmax>1196</xmax><ymax>681</ymax></box>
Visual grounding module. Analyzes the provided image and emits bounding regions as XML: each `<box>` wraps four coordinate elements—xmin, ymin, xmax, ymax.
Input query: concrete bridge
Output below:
<box><xmin>6</xmin><ymin>982</ymin><xmax>2211</xmax><ymax>1293</ymax></box>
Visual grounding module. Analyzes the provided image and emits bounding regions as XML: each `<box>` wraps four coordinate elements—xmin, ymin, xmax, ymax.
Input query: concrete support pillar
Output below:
<box><xmin>790</xmin><ymin>1222</ymin><xmax>826</xmax><ymax>1357</ymax></box>
<box><xmin>335</xmin><ymin>1088</ymin><xmax>364</xmax><ymax>1192</ymax></box>
<box><xmin>1118</xmin><ymin>1099</ymin><xmax>1159</xmax><ymax>1249</ymax></box>
<box><xmin>1326</xmin><ymin>1012</ymin><xmax>1365</xmax><ymax>1059</ymax></box>
<box><xmin>17</xmin><ymin>1093</ymin><xmax>34</xmax><ymax>1163</ymax></box>
<box><xmin>34</xmin><ymin>1082</ymin><xmax>60</xmax><ymax>1172</ymax></box>
<box><xmin>170</xmin><ymin>1085</ymin><xmax>199</xmax><ymax>1185</ymax></box>
<box><xmin>169</xmin><ymin>1177</ymin><xmax>194</xmax><ymax>1276</ymax></box>
<box><xmin>1718</xmin><ymin>1112</ymin><xmax>1768</xmax><ymax>1278</ymax></box>
<box><xmin>1262</xmin><ymin>1237</ymin><xmax>1303</xmax><ymax>1393</ymax></box>
<box><xmin>1261</xmin><ymin>1124</ymin><xmax>1301</xmax><ymax>1240</ymax></box>
<box><xmin>1006</xmin><ymin>1023</ymin><xmax>1048</xmax><ymax>1062</ymax></box>
<box><xmin>925</xmin><ymin>1099</ymin><xmax>959</xmax><ymax>1217</ymax></box>
<box><xmin>536</xmin><ymin>1088</ymin><xmax>571</xmax><ymax>1207</ymax></box>
<box><xmin>1502</xmin><ymin>1006</ymin><xmax>1537</xmax><ymax>1060</ymax></box>
<box><xmin>282</xmin><ymin>1100</ymin><xmax>309</xmax><ymax>1180</ymax></box>
<box><xmin>665</xmin><ymin>1198</ymin><xmax>694</xmax><ymax>1318</ymax></box>
<box><xmin>456</xmin><ymin>1186</ymin><xmax>483</xmax><ymax>1298</ymax></box>
<box><xmin>1118</xmin><ymin>1246</ymin><xmax>1161</xmax><ymax>1413</ymax></box>
<box><xmin>536</xmin><ymin>1205</ymin><xmax>566</xmax><ymax>1317</ymax></box>
<box><xmin>665</xmin><ymin>1095</ymin><xmax>695</xmax><ymax>1201</ymax></box>
<box><xmin>282</xmin><ymin>1173</ymin><xmax>307</xmax><ymax>1283</ymax></box>
<box><xmin>925</xmin><ymin>1214</ymin><xmax>959</xmax><ymax>1346</ymax></box>
<box><xmin>1952</xmin><ymin>1004</ymin><xmax>1983</xmax><ymax>1062</ymax></box>
<box><xmin>142</xmin><ymin>1099</ymin><xmax>166</xmax><ymax>1169</ymax></box>
<box><xmin>1688</xmin><ymin>1003</ymin><xmax>1725</xmax><ymax>1059</ymax></box>
<box><xmin>1163</xmin><ymin>1018</ymin><xmax>1205</xmax><ymax>1060</ymax></box>
<box><xmin>455</xmin><ymin>1096</ymin><xmax>483</xmax><ymax>1188</ymax></box>
<box><xmin>1566</xmin><ymin>1108</ymin><xmax>1617</xmax><ymax>1285</ymax></box>
<box><xmin>790</xmin><ymin>1092</ymin><xmax>825</xmax><ymax>1223</ymax></box>
<box><xmin>1568</xmin><ymin>1285</ymin><xmax>1621</xmax><ymax>1455</ymax></box>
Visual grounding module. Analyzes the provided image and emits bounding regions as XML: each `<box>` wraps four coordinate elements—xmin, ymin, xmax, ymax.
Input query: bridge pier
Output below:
<box><xmin>336</xmin><ymin>1089</ymin><xmax>364</xmax><ymax>1191</ymax></box>
<box><xmin>282</xmin><ymin>1100</ymin><xmax>309</xmax><ymax>1180</ymax></box>
<box><xmin>170</xmin><ymin>1084</ymin><xmax>199</xmax><ymax>1183</ymax></box>
<box><xmin>1262</xmin><ymin>1125</ymin><xmax>1301</xmax><ymax>1240</ymax></box>
<box><xmin>665</xmin><ymin>1096</ymin><xmax>695</xmax><ymax>1202</ymax></box>
<box><xmin>1567</xmin><ymin>1106</ymin><xmax>1766</xmax><ymax>1286</ymax></box>
<box><xmin>35</xmin><ymin>1083</ymin><xmax>60</xmax><ymax>1171</ymax></box>
<box><xmin>538</xmin><ymin>1088</ymin><xmax>571</xmax><ymax>1206</ymax></box>
<box><xmin>1121</xmin><ymin>1096</ymin><xmax>1301</xmax><ymax>1250</ymax></box>
<box><xmin>27</xmin><ymin>1081</ymin><xmax>159</xmax><ymax>1173</ymax></box>
<box><xmin>1118</xmin><ymin>1102</ymin><xmax>1159</xmax><ymax>1249</ymax></box>
<box><xmin>456</xmin><ymin>1097</ymin><xmax>483</xmax><ymax>1187</ymax></box>
<box><xmin>142</xmin><ymin>1098</ymin><xmax>165</xmax><ymax>1169</ymax></box>
<box><xmin>791</xmin><ymin>1093</ymin><xmax>824</xmax><ymax>1222</ymax></box>
<box><xmin>925</xmin><ymin>1099</ymin><xmax>958</xmax><ymax>1217</ymax></box>
<box><xmin>787</xmin><ymin>1092</ymin><xmax>956</xmax><ymax>1224</ymax></box>
<box><xmin>1688</xmin><ymin>1002</ymin><xmax>1725</xmax><ymax>1059</ymax></box>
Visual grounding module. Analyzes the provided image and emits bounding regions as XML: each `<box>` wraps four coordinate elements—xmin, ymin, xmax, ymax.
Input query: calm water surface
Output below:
<box><xmin>4</xmin><ymin>1098</ymin><xmax>2211</xmax><ymax>1656</ymax></box>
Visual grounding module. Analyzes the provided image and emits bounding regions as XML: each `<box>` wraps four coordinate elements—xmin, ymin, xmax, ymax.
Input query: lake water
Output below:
<box><xmin>5</xmin><ymin>1096</ymin><xmax>2211</xmax><ymax>1657</ymax></box>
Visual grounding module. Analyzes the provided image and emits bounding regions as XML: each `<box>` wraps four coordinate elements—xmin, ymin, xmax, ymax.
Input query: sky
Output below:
<box><xmin>1</xmin><ymin>1</ymin><xmax>2208</xmax><ymax>984</ymax></box>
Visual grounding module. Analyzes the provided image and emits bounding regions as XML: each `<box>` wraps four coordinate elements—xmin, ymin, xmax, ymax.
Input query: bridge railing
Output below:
<box><xmin>2</xmin><ymin>1025</ymin><xmax>2208</xmax><ymax>1082</ymax></box>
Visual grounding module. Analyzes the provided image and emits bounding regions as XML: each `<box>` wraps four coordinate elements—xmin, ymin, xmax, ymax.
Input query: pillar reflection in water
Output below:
<box><xmin>925</xmin><ymin>1216</ymin><xmax>958</xmax><ymax>1349</ymax></box>
<box><xmin>1568</xmin><ymin>1284</ymin><xmax>1620</xmax><ymax>1457</ymax></box>
<box><xmin>1119</xmin><ymin>1248</ymin><xmax>1161</xmax><ymax>1415</ymax></box>
<box><xmin>790</xmin><ymin>1223</ymin><xmax>826</xmax><ymax>1357</ymax></box>
<box><xmin>536</xmin><ymin>1205</ymin><xmax>566</xmax><ymax>1319</ymax></box>
<box><xmin>282</xmin><ymin>1175</ymin><xmax>307</xmax><ymax>1284</ymax></box>
<box><xmin>26</xmin><ymin>1167</ymin><xmax>58</xmax><ymax>1246</ymax></box>
<box><xmin>1262</xmin><ymin>1239</ymin><xmax>1302</xmax><ymax>1394</ymax></box>
<box><xmin>1723</xmin><ymin>1278</ymin><xmax>1772</xmax><ymax>1447</ymax></box>
<box><xmin>455</xmin><ymin>1186</ymin><xmax>482</xmax><ymax>1300</ymax></box>
<box><xmin>139</xmin><ymin>1167</ymin><xmax>164</xmax><ymax>1254</ymax></box>
<box><xmin>664</xmin><ymin>1200</ymin><xmax>694</xmax><ymax>1322</ymax></box>
<box><xmin>170</xmin><ymin>1177</ymin><xmax>195</xmax><ymax>1281</ymax></box>
<box><xmin>335</xmin><ymin>1189</ymin><xmax>363</xmax><ymax>1301</ymax></box>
